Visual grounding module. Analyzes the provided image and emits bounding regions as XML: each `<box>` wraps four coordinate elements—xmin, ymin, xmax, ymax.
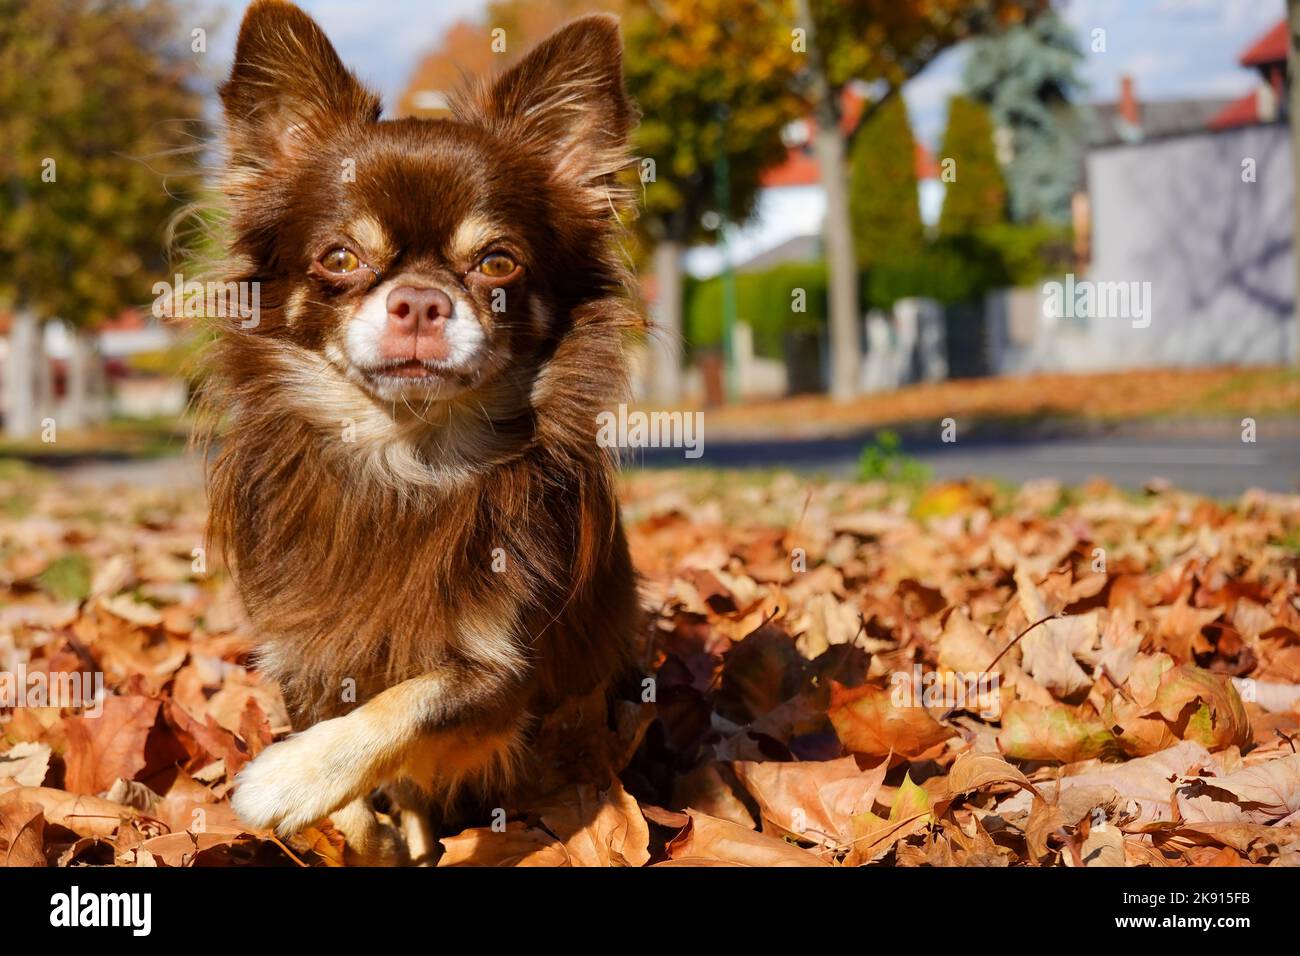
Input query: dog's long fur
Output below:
<box><xmin>204</xmin><ymin>1</ymin><xmax>643</xmax><ymax>861</ymax></box>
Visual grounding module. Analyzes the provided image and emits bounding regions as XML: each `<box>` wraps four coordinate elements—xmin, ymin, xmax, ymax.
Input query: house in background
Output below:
<box><xmin>1208</xmin><ymin>19</ymin><xmax>1288</xmax><ymax>132</ymax></box>
<box><xmin>0</xmin><ymin>308</ymin><xmax>185</xmax><ymax>435</ymax></box>
<box><xmin>1089</xmin><ymin>75</ymin><xmax>1234</xmax><ymax>147</ymax></box>
<box><xmin>1064</xmin><ymin>75</ymin><xmax>1236</xmax><ymax>273</ymax></box>
<box><xmin>992</xmin><ymin>17</ymin><xmax>1295</xmax><ymax>375</ymax></box>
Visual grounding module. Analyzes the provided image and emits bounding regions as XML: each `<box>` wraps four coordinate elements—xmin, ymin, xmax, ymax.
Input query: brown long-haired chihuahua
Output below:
<box><xmin>207</xmin><ymin>0</ymin><xmax>642</xmax><ymax>864</ymax></box>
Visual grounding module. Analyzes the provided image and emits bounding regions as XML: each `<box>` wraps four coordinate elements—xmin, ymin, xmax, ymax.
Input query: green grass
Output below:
<box><xmin>36</xmin><ymin>553</ymin><xmax>92</xmax><ymax>602</ymax></box>
<box><xmin>1188</xmin><ymin>367</ymin><xmax>1300</xmax><ymax>417</ymax></box>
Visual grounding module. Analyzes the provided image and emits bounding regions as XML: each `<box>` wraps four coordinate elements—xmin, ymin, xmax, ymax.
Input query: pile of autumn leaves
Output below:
<box><xmin>2</xmin><ymin>464</ymin><xmax>1299</xmax><ymax>866</ymax></box>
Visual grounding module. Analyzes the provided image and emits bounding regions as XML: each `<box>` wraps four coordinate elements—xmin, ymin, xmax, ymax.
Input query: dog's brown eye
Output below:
<box><xmin>478</xmin><ymin>253</ymin><xmax>517</xmax><ymax>279</ymax></box>
<box><xmin>320</xmin><ymin>248</ymin><xmax>360</xmax><ymax>274</ymax></box>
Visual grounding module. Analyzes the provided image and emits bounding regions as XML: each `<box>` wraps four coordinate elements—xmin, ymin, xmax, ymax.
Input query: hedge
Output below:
<box><xmin>680</xmin><ymin>222</ymin><xmax>1070</xmax><ymax>357</ymax></box>
<box><xmin>684</xmin><ymin>261</ymin><xmax>828</xmax><ymax>359</ymax></box>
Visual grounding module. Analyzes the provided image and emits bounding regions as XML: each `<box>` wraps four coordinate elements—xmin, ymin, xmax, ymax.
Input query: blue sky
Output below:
<box><xmin>191</xmin><ymin>0</ymin><xmax>486</xmax><ymax>107</ymax></box>
<box><xmin>196</xmin><ymin>0</ymin><xmax>1286</xmax><ymax>148</ymax></box>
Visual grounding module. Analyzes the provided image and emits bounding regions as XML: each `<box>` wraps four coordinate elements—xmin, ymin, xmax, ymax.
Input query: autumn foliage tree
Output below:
<box><xmin>622</xmin><ymin>0</ymin><xmax>802</xmax><ymax>401</ymax></box>
<box><xmin>0</xmin><ymin>0</ymin><xmax>202</xmax><ymax>434</ymax></box>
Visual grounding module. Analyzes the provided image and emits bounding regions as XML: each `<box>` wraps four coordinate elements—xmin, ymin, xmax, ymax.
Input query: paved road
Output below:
<box><xmin>37</xmin><ymin>429</ymin><xmax>1299</xmax><ymax>498</ymax></box>
<box><xmin>51</xmin><ymin>455</ymin><xmax>205</xmax><ymax>491</ymax></box>
<box><xmin>629</xmin><ymin>431</ymin><xmax>1300</xmax><ymax>497</ymax></box>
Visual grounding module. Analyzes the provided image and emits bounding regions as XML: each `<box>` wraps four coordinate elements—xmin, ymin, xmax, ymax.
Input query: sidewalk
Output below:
<box><xmin>660</xmin><ymin>367</ymin><xmax>1300</xmax><ymax>442</ymax></box>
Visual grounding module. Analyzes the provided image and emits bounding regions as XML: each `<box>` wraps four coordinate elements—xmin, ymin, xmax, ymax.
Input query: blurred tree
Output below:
<box><xmin>936</xmin><ymin>96</ymin><xmax>1007</xmax><ymax>236</ymax></box>
<box><xmin>849</xmin><ymin>96</ymin><xmax>923</xmax><ymax>274</ymax></box>
<box><xmin>0</xmin><ymin>0</ymin><xmax>202</xmax><ymax>435</ymax></box>
<box><xmin>962</xmin><ymin>6</ymin><xmax>1087</xmax><ymax>224</ymax></box>
<box><xmin>622</xmin><ymin>0</ymin><xmax>802</xmax><ymax>401</ymax></box>
<box><xmin>788</xmin><ymin>0</ymin><xmax>1046</xmax><ymax>400</ymax></box>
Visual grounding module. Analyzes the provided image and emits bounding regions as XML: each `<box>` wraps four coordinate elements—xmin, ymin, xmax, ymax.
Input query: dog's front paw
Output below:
<box><xmin>231</xmin><ymin>720</ymin><xmax>369</xmax><ymax>837</ymax></box>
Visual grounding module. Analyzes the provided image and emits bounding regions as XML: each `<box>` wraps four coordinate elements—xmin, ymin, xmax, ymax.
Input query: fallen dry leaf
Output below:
<box><xmin>0</xmin><ymin>799</ymin><xmax>47</xmax><ymax>867</ymax></box>
<box><xmin>1177</xmin><ymin>753</ymin><xmax>1300</xmax><ymax>825</ymax></box>
<box><xmin>438</xmin><ymin>822</ymin><xmax>570</xmax><ymax>867</ymax></box>
<box><xmin>536</xmin><ymin>779</ymin><xmax>651</xmax><ymax>867</ymax></box>
<box><xmin>0</xmin><ymin>742</ymin><xmax>51</xmax><ymax>787</ymax></box>
<box><xmin>665</xmin><ymin>809</ymin><xmax>830</xmax><ymax>866</ymax></box>
<box><xmin>733</xmin><ymin>754</ymin><xmax>888</xmax><ymax>847</ymax></box>
<box><xmin>828</xmin><ymin>681</ymin><xmax>955</xmax><ymax>759</ymax></box>
<box><xmin>3</xmin><ymin>462</ymin><xmax>1300</xmax><ymax>868</ymax></box>
<box><xmin>997</xmin><ymin>700</ymin><xmax>1115</xmax><ymax>762</ymax></box>
<box><xmin>62</xmin><ymin>696</ymin><xmax>162</xmax><ymax>795</ymax></box>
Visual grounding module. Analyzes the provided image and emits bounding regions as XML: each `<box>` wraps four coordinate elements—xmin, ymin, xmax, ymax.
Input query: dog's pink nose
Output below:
<box><xmin>381</xmin><ymin>285</ymin><xmax>456</xmax><ymax>362</ymax></box>
<box><xmin>386</xmin><ymin>285</ymin><xmax>453</xmax><ymax>331</ymax></box>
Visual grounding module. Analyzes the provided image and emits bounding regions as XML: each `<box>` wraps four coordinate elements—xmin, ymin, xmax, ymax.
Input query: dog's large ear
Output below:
<box><xmin>220</xmin><ymin>0</ymin><xmax>380</xmax><ymax>181</ymax></box>
<box><xmin>453</xmin><ymin>15</ymin><xmax>632</xmax><ymax>201</ymax></box>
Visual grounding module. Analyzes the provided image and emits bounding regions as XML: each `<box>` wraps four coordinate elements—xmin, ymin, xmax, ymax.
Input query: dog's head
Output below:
<box><xmin>217</xmin><ymin>0</ymin><xmax>634</xmax><ymax>408</ymax></box>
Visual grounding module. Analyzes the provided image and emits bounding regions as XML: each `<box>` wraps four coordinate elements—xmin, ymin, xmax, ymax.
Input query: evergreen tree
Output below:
<box><xmin>849</xmin><ymin>95</ymin><xmax>923</xmax><ymax>273</ymax></box>
<box><xmin>962</xmin><ymin>7</ymin><xmax>1086</xmax><ymax>224</ymax></box>
<box><xmin>937</xmin><ymin>96</ymin><xmax>1007</xmax><ymax>237</ymax></box>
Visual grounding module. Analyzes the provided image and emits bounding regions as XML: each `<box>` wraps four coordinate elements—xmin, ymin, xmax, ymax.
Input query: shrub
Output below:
<box><xmin>858</xmin><ymin>429</ymin><xmax>930</xmax><ymax>485</ymax></box>
<box><xmin>685</xmin><ymin>261</ymin><xmax>828</xmax><ymax>359</ymax></box>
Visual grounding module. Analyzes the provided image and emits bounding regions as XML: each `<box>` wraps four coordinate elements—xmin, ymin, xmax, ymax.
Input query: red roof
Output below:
<box><xmin>1240</xmin><ymin>19</ymin><xmax>1287</xmax><ymax>67</ymax></box>
<box><xmin>100</xmin><ymin>308</ymin><xmax>147</xmax><ymax>332</ymax></box>
<box><xmin>840</xmin><ymin>91</ymin><xmax>865</xmax><ymax>137</ymax></box>
<box><xmin>914</xmin><ymin>141</ymin><xmax>939</xmax><ymax>180</ymax></box>
<box><xmin>1207</xmin><ymin>92</ymin><xmax>1261</xmax><ymax>131</ymax></box>
<box><xmin>762</xmin><ymin>142</ymin><xmax>821</xmax><ymax>187</ymax></box>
